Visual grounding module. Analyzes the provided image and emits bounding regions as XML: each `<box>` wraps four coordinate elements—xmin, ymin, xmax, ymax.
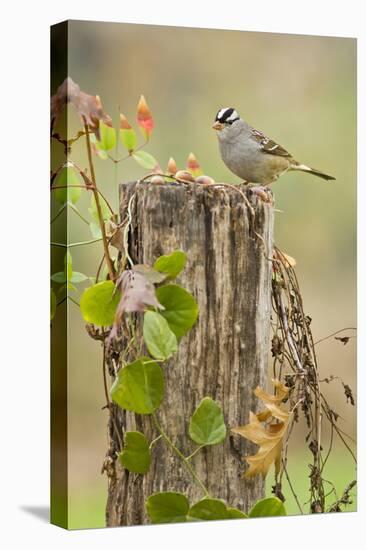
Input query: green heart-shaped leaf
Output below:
<box><xmin>132</xmin><ymin>150</ymin><xmax>158</xmax><ymax>170</ymax></box>
<box><xmin>188</xmin><ymin>498</ymin><xmax>228</xmax><ymax>521</ymax></box>
<box><xmin>226</xmin><ymin>507</ymin><xmax>248</xmax><ymax>519</ymax></box>
<box><xmin>80</xmin><ymin>281</ymin><xmax>121</xmax><ymax>326</ymax></box>
<box><xmin>146</xmin><ymin>492</ymin><xmax>189</xmax><ymax>524</ymax></box>
<box><xmin>110</xmin><ymin>357</ymin><xmax>164</xmax><ymax>414</ymax></box>
<box><xmin>90</xmin><ymin>133</ymin><xmax>108</xmax><ymax>159</ymax></box>
<box><xmin>153</xmin><ymin>250</ymin><xmax>187</xmax><ymax>279</ymax></box>
<box><xmin>50</xmin><ymin>272</ymin><xmax>67</xmax><ymax>284</ymax></box>
<box><xmin>189</xmin><ymin>397</ymin><xmax>226</xmax><ymax>445</ymax></box>
<box><xmin>71</xmin><ymin>271</ymin><xmax>88</xmax><ymax>283</ymax></box>
<box><xmin>119</xmin><ymin>431</ymin><xmax>151</xmax><ymax>474</ymax></box>
<box><xmin>188</xmin><ymin>498</ymin><xmax>247</xmax><ymax>521</ymax></box>
<box><xmin>53</xmin><ymin>165</ymin><xmax>81</xmax><ymax>205</ymax></box>
<box><xmin>97</xmin><ymin>120</ymin><xmax>116</xmax><ymax>151</ymax></box>
<box><xmin>120</xmin><ymin>128</ymin><xmax>137</xmax><ymax>152</ymax></box>
<box><xmin>143</xmin><ymin>311</ymin><xmax>178</xmax><ymax>360</ymax></box>
<box><xmin>249</xmin><ymin>497</ymin><xmax>287</xmax><ymax>518</ymax></box>
<box><xmin>155</xmin><ymin>285</ymin><xmax>198</xmax><ymax>339</ymax></box>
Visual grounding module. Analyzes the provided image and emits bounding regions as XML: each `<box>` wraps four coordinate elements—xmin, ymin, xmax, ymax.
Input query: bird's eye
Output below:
<box><xmin>228</xmin><ymin>117</ymin><xmax>239</xmax><ymax>125</ymax></box>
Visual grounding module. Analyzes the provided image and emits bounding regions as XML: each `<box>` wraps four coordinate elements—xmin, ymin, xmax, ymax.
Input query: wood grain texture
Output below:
<box><xmin>106</xmin><ymin>181</ymin><xmax>274</xmax><ymax>526</ymax></box>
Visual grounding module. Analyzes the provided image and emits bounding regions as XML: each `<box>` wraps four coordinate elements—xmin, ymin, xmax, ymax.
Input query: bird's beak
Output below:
<box><xmin>212</xmin><ymin>121</ymin><xmax>224</xmax><ymax>131</ymax></box>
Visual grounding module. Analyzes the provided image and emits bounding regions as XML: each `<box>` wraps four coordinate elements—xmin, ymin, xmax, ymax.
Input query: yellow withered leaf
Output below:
<box><xmin>231</xmin><ymin>380</ymin><xmax>290</xmax><ymax>478</ymax></box>
<box><xmin>254</xmin><ymin>378</ymin><xmax>289</xmax><ymax>404</ymax></box>
<box><xmin>274</xmin><ymin>249</ymin><xmax>297</xmax><ymax>268</ymax></box>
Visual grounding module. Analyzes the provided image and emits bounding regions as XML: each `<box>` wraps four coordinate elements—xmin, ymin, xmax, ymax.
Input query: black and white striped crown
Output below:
<box><xmin>215</xmin><ymin>107</ymin><xmax>240</xmax><ymax>124</ymax></box>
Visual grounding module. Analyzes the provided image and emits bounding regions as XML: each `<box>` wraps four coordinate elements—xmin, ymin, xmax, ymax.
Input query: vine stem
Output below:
<box><xmin>102</xmin><ymin>329</ymin><xmax>123</xmax><ymax>451</ymax></box>
<box><xmin>69</xmin><ymin>202</ymin><xmax>91</xmax><ymax>225</ymax></box>
<box><xmin>186</xmin><ymin>445</ymin><xmax>205</xmax><ymax>461</ymax></box>
<box><xmin>50</xmin><ymin>184</ymin><xmax>87</xmax><ymax>191</ymax></box>
<box><xmin>50</xmin><ymin>178</ymin><xmax>115</xmax><ymax>216</ymax></box>
<box><xmin>51</xmin><ymin>200</ymin><xmax>91</xmax><ymax>226</ymax></box>
<box><xmin>101</xmin><ymin>329</ymin><xmax>111</xmax><ymax>409</ymax></box>
<box><xmin>108</xmin><ymin>137</ymin><xmax>149</xmax><ymax>164</ymax></box>
<box><xmin>313</xmin><ymin>327</ymin><xmax>357</xmax><ymax>346</ymax></box>
<box><xmin>123</xmin><ymin>192</ymin><xmax>136</xmax><ymax>267</ymax></box>
<box><xmin>151</xmin><ymin>412</ymin><xmax>210</xmax><ymax>498</ymax></box>
<box><xmin>51</xmin><ymin>202</ymin><xmax>67</xmax><ymax>224</ymax></box>
<box><xmin>83</xmin><ymin>119</ymin><xmax>115</xmax><ymax>280</ymax></box>
<box><xmin>275</xmin><ymin>284</ymin><xmax>306</xmax><ymax>374</ymax></box>
<box><xmin>67</xmin><ymin>154</ymin><xmax>116</xmax><ymax>216</ymax></box>
<box><xmin>51</xmin><ymin>237</ymin><xmax>102</xmax><ymax>248</ymax></box>
<box><xmin>149</xmin><ymin>435</ymin><xmax>163</xmax><ymax>450</ymax></box>
<box><xmin>68</xmin><ymin>296</ymin><xmax>80</xmax><ymax>307</ymax></box>
<box><xmin>281</xmin><ymin>460</ymin><xmax>304</xmax><ymax>515</ymax></box>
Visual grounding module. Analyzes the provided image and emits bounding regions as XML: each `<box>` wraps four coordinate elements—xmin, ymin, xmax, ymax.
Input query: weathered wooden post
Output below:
<box><xmin>106</xmin><ymin>181</ymin><xmax>274</xmax><ymax>526</ymax></box>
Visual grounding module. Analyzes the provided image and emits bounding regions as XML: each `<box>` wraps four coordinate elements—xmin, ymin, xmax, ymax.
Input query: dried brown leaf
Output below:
<box><xmin>51</xmin><ymin>77</ymin><xmax>111</xmax><ymax>136</ymax></box>
<box><xmin>105</xmin><ymin>221</ymin><xmax>124</xmax><ymax>251</ymax></box>
<box><xmin>112</xmin><ymin>270</ymin><xmax>164</xmax><ymax>331</ymax></box>
<box><xmin>132</xmin><ymin>264</ymin><xmax>167</xmax><ymax>284</ymax></box>
<box><xmin>254</xmin><ymin>378</ymin><xmax>289</xmax><ymax>404</ymax></box>
<box><xmin>231</xmin><ymin>380</ymin><xmax>290</xmax><ymax>478</ymax></box>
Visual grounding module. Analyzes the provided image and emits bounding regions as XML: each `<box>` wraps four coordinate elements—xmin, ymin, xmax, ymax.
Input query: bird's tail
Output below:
<box><xmin>292</xmin><ymin>163</ymin><xmax>336</xmax><ymax>181</ymax></box>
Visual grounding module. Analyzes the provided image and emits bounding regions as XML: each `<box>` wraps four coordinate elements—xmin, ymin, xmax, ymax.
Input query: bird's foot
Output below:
<box><xmin>247</xmin><ymin>185</ymin><xmax>273</xmax><ymax>204</ymax></box>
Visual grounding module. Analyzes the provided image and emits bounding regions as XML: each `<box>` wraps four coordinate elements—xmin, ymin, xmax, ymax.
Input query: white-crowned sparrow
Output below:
<box><xmin>213</xmin><ymin>107</ymin><xmax>335</xmax><ymax>184</ymax></box>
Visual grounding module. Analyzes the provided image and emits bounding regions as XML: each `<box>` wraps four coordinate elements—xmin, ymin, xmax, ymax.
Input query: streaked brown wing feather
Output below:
<box><xmin>251</xmin><ymin>128</ymin><xmax>292</xmax><ymax>158</ymax></box>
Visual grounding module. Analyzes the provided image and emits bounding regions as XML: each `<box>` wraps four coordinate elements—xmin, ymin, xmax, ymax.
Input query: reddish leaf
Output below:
<box><xmin>186</xmin><ymin>152</ymin><xmax>203</xmax><ymax>177</ymax></box>
<box><xmin>136</xmin><ymin>95</ymin><xmax>154</xmax><ymax>139</ymax></box>
<box><xmin>119</xmin><ymin>113</ymin><xmax>132</xmax><ymax>130</ymax></box>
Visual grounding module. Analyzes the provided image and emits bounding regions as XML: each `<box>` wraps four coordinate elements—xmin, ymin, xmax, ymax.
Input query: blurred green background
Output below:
<box><xmin>51</xmin><ymin>21</ymin><xmax>357</xmax><ymax>528</ymax></box>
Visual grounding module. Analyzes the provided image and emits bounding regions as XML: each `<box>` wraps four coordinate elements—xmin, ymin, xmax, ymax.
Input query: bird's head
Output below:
<box><xmin>212</xmin><ymin>107</ymin><xmax>240</xmax><ymax>130</ymax></box>
<box><xmin>212</xmin><ymin>107</ymin><xmax>242</xmax><ymax>142</ymax></box>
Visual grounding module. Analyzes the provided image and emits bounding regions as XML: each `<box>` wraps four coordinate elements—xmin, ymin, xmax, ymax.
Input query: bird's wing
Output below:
<box><xmin>251</xmin><ymin>128</ymin><xmax>292</xmax><ymax>158</ymax></box>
